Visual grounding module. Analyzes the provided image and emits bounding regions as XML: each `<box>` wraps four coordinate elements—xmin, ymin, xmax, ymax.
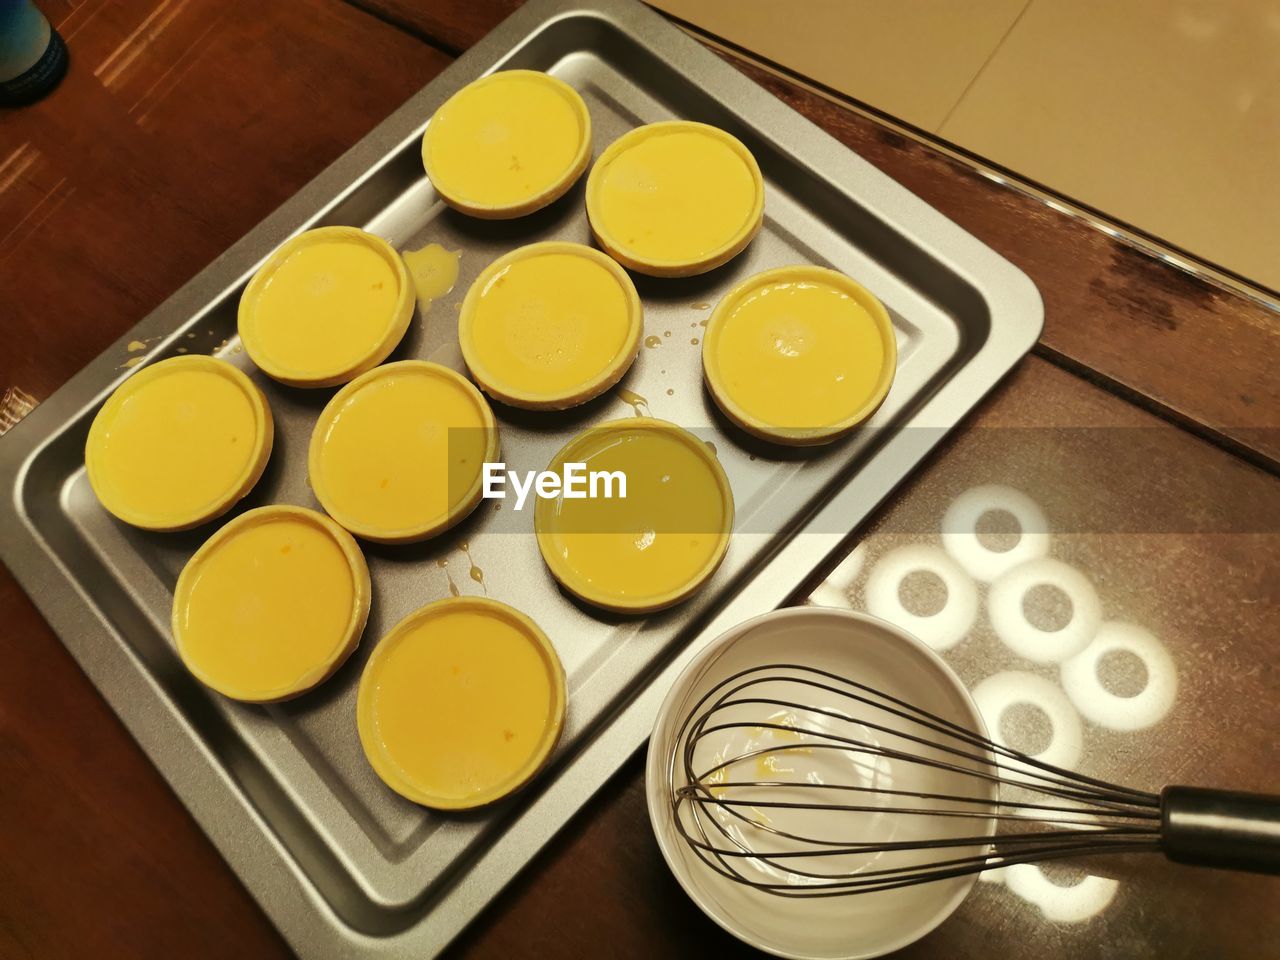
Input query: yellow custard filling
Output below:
<box><xmin>239</xmin><ymin>227</ymin><xmax>413</xmax><ymax>387</ymax></box>
<box><xmin>704</xmin><ymin>266</ymin><xmax>897</xmax><ymax>445</ymax></box>
<box><xmin>357</xmin><ymin>597</ymin><xmax>566</xmax><ymax>809</ymax></box>
<box><xmin>85</xmin><ymin>356</ymin><xmax>273</xmax><ymax>531</ymax></box>
<box><xmin>459</xmin><ymin>242</ymin><xmax>642</xmax><ymax>409</ymax></box>
<box><xmin>586</xmin><ymin>121</ymin><xmax>764</xmax><ymax>276</ymax></box>
<box><xmin>422</xmin><ymin>70</ymin><xmax>591</xmax><ymax>218</ymax></box>
<box><xmin>535</xmin><ymin>418</ymin><xmax>734</xmax><ymax>612</ymax></box>
<box><xmin>173</xmin><ymin>506</ymin><xmax>370</xmax><ymax>702</ymax></box>
<box><xmin>309</xmin><ymin>361</ymin><xmax>498</xmax><ymax>543</ymax></box>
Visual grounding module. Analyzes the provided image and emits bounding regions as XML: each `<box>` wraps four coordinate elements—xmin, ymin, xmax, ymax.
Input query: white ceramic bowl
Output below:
<box><xmin>646</xmin><ymin>607</ymin><xmax>994</xmax><ymax>959</ymax></box>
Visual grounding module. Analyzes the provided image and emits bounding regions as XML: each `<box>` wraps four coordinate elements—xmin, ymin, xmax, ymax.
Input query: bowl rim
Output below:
<box><xmin>645</xmin><ymin>606</ymin><xmax>993</xmax><ymax>960</ymax></box>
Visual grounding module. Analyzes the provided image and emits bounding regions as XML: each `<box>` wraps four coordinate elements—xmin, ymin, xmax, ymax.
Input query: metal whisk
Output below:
<box><xmin>668</xmin><ymin>663</ymin><xmax>1280</xmax><ymax>897</ymax></box>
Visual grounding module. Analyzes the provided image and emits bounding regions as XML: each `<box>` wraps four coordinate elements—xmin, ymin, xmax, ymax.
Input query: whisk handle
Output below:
<box><xmin>1161</xmin><ymin>786</ymin><xmax>1280</xmax><ymax>875</ymax></box>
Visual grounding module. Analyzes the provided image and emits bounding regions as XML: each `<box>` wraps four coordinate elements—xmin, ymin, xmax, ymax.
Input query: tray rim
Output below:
<box><xmin>0</xmin><ymin>0</ymin><xmax>1043</xmax><ymax>956</ymax></box>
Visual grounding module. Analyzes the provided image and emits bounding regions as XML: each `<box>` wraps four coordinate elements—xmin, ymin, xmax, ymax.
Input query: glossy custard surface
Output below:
<box><xmin>174</xmin><ymin>507</ymin><xmax>368</xmax><ymax>701</ymax></box>
<box><xmin>587</xmin><ymin>122</ymin><xmax>763</xmax><ymax>274</ymax></box>
<box><xmin>705</xmin><ymin>267</ymin><xmax>896</xmax><ymax>444</ymax></box>
<box><xmin>85</xmin><ymin>356</ymin><xmax>271</xmax><ymax>530</ymax></box>
<box><xmin>535</xmin><ymin>419</ymin><xmax>733</xmax><ymax>612</ymax></box>
<box><xmin>423</xmin><ymin>71</ymin><xmax>589</xmax><ymax>215</ymax></box>
<box><xmin>309</xmin><ymin>361</ymin><xmax>497</xmax><ymax>542</ymax></box>
<box><xmin>460</xmin><ymin>243</ymin><xmax>641</xmax><ymax>408</ymax></box>
<box><xmin>239</xmin><ymin>227</ymin><xmax>411</xmax><ymax>386</ymax></box>
<box><xmin>358</xmin><ymin>598</ymin><xmax>565</xmax><ymax>808</ymax></box>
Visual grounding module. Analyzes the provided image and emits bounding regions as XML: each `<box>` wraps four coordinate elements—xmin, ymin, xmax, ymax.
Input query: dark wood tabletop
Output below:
<box><xmin>1</xmin><ymin>2</ymin><xmax>1277</xmax><ymax>959</ymax></box>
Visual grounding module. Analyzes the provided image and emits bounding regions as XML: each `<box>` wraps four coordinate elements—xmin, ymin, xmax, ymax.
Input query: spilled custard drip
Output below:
<box><xmin>402</xmin><ymin>242</ymin><xmax>460</xmax><ymax>313</ymax></box>
<box><xmin>615</xmin><ymin>387</ymin><xmax>651</xmax><ymax>417</ymax></box>
<box><xmin>459</xmin><ymin>540</ymin><xmax>487</xmax><ymax>592</ymax></box>
<box><xmin>436</xmin><ymin>557</ymin><xmax>461</xmax><ymax>597</ymax></box>
<box><xmin>752</xmin><ymin>711</ymin><xmax>813</xmax><ymax>780</ymax></box>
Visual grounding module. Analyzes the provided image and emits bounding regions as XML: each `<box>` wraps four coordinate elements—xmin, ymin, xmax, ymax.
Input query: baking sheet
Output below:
<box><xmin>0</xmin><ymin>0</ymin><xmax>1042</xmax><ymax>955</ymax></box>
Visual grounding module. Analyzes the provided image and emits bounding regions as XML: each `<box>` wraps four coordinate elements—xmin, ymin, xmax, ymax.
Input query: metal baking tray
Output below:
<box><xmin>0</xmin><ymin>0</ymin><xmax>1042</xmax><ymax>955</ymax></box>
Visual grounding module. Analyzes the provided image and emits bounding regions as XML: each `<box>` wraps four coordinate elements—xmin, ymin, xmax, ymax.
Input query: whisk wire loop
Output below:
<box><xmin>668</xmin><ymin>663</ymin><xmax>1164</xmax><ymax>897</ymax></box>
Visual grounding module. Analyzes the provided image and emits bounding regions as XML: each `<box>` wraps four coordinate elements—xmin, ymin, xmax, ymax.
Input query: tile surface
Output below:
<box><xmin>649</xmin><ymin>0</ymin><xmax>1030</xmax><ymax>131</ymax></box>
<box><xmin>938</xmin><ymin>0</ymin><xmax>1280</xmax><ymax>290</ymax></box>
<box><xmin>653</xmin><ymin>0</ymin><xmax>1280</xmax><ymax>291</ymax></box>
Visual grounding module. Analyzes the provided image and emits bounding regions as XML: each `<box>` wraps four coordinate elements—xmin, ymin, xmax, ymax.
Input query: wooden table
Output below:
<box><xmin>2</xmin><ymin>2</ymin><xmax>1276</xmax><ymax>958</ymax></box>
